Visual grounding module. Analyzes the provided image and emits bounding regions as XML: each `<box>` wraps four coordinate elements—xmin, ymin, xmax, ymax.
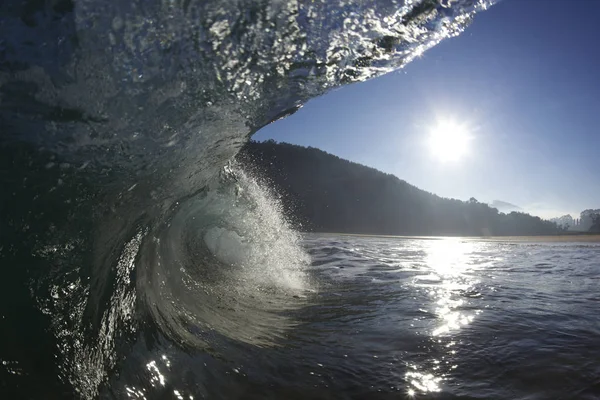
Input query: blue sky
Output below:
<box><xmin>254</xmin><ymin>0</ymin><xmax>600</xmax><ymax>219</ymax></box>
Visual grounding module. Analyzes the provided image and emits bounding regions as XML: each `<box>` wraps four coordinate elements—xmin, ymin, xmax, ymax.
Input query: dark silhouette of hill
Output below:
<box><xmin>236</xmin><ymin>140</ymin><xmax>564</xmax><ymax>236</ymax></box>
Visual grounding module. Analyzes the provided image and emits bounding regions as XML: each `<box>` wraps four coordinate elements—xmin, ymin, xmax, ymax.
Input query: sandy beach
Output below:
<box><xmin>317</xmin><ymin>232</ymin><xmax>600</xmax><ymax>243</ymax></box>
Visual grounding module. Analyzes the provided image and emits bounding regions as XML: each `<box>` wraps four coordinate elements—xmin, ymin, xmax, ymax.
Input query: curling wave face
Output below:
<box><xmin>139</xmin><ymin>165</ymin><xmax>312</xmax><ymax>350</ymax></box>
<box><xmin>0</xmin><ymin>0</ymin><xmax>495</xmax><ymax>397</ymax></box>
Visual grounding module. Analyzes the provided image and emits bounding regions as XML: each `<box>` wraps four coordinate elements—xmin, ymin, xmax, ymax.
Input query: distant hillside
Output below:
<box><xmin>236</xmin><ymin>140</ymin><xmax>564</xmax><ymax>236</ymax></box>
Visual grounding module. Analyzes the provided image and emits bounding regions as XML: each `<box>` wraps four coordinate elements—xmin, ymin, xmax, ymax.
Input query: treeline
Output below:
<box><xmin>552</xmin><ymin>210</ymin><xmax>600</xmax><ymax>232</ymax></box>
<box><xmin>236</xmin><ymin>140</ymin><xmax>565</xmax><ymax>236</ymax></box>
<box><xmin>591</xmin><ymin>213</ymin><xmax>600</xmax><ymax>233</ymax></box>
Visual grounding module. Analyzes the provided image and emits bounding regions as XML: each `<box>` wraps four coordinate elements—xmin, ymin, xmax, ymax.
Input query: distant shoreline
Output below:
<box><xmin>311</xmin><ymin>232</ymin><xmax>600</xmax><ymax>243</ymax></box>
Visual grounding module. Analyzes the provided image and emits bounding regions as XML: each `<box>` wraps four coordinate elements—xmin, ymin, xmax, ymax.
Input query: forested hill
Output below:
<box><xmin>236</xmin><ymin>140</ymin><xmax>564</xmax><ymax>236</ymax></box>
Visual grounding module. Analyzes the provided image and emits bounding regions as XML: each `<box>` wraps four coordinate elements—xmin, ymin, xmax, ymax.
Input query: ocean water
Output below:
<box><xmin>302</xmin><ymin>235</ymin><xmax>600</xmax><ymax>399</ymax></box>
<box><xmin>5</xmin><ymin>226</ymin><xmax>600</xmax><ymax>399</ymax></box>
<box><xmin>12</xmin><ymin>0</ymin><xmax>600</xmax><ymax>399</ymax></box>
<box><xmin>86</xmin><ymin>234</ymin><xmax>599</xmax><ymax>400</ymax></box>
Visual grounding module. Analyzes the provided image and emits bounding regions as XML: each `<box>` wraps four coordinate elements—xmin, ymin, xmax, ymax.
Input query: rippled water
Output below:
<box><xmin>300</xmin><ymin>235</ymin><xmax>600</xmax><ymax>399</ymax></box>
<box><xmin>43</xmin><ymin>234</ymin><xmax>594</xmax><ymax>399</ymax></box>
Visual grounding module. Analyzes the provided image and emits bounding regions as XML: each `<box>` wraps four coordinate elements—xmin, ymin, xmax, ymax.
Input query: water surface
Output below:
<box><xmin>102</xmin><ymin>235</ymin><xmax>600</xmax><ymax>399</ymax></box>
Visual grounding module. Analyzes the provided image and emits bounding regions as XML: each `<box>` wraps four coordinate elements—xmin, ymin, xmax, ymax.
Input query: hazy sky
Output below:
<box><xmin>254</xmin><ymin>0</ymin><xmax>600</xmax><ymax>219</ymax></box>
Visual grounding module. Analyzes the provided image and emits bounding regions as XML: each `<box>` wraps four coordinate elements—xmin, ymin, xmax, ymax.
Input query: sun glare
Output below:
<box><xmin>428</xmin><ymin>120</ymin><xmax>471</xmax><ymax>163</ymax></box>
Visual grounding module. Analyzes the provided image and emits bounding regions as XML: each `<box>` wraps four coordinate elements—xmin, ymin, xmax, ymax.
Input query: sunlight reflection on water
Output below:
<box><xmin>406</xmin><ymin>239</ymin><xmax>482</xmax><ymax>395</ymax></box>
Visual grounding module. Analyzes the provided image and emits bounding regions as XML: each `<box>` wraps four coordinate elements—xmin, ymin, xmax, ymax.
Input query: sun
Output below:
<box><xmin>428</xmin><ymin>120</ymin><xmax>471</xmax><ymax>163</ymax></box>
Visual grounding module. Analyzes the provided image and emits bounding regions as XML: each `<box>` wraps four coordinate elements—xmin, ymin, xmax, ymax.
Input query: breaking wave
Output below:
<box><xmin>0</xmin><ymin>0</ymin><xmax>495</xmax><ymax>397</ymax></box>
